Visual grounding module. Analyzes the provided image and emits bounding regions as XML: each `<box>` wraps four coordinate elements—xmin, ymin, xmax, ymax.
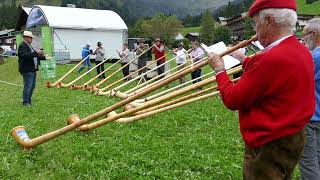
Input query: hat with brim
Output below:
<box><xmin>248</xmin><ymin>0</ymin><xmax>296</xmax><ymax>17</ymax></box>
<box><xmin>23</xmin><ymin>31</ymin><xmax>35</xmax><ymax>38</ymax></box>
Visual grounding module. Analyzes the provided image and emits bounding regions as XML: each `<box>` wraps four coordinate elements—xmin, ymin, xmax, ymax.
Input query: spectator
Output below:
<box><xmin>18</xmin><ymin>31</ymin><xmax>45</xmax><ymax>107</ymax></box>
<box><xmin>78</xmin><ymin>43</ymin><xmax>92</xmax><ymax>73</ymax></box>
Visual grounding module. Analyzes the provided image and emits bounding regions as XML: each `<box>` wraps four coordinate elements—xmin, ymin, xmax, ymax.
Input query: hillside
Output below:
<box><xmin>297</xmin><ymin>0</ymin><xmax>320</xmax><ymax>15</ymax></box>
<box><xmin>1</xmin><ymin>0</ymin><xmax>236</xmax><ymax>17</ymax></box>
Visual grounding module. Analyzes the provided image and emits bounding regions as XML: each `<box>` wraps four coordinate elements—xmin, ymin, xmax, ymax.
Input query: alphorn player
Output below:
<box><xmin>208</xmin><ymin>0</ymin><xmax>315</xmax><ymax>179</ymax></box>
<box><xmin>136</xmin><ymin>39</ymin><xmax>149</xmax><ymax>81</ymax></box>
<box><xmin>117</xmin><ymin>43</ymin><xmax>130</xmax><ymax>81</ymax></box>
<box><xmin>152</xmin><ymin>38</ymin><xmax>166</xmax><ymax>79</ymax></box>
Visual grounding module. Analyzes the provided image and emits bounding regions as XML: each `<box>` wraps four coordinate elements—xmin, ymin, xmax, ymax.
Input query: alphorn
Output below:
<box><xmin>45</xmin><ymin>54</ymin><xmax>90</xmax><ymax>88</ymax></box>
<box><xmin>81</xmin><ymin>48</ymin><xmax>138</xmax><ymax>91</ymax></box>
<box><xmin>106</xmin><ymin>51</ymin><xmax>191</xmax><ymax>96</ymax></box>
<box><xmin>98</xmin><ymin>53</ymin><xmax>171</xmax><ymax>92</ymax></box>
<box><xmin>11</xmin><ymin>35</ymin><xmax>256</xmax><ymax>149</ymax></box>
<box><xmin>58</xmin><ymin>53</ymin><xmax>116</xmax><ymax>88</ymax></box>
<box><xmin>123</xmin><ymin>62</ymin><xmax>191</xmax><ymax>95</ymax></box>
<box><xmin>133</xmin><ymin>78</ymin><xmax>240</xmax><ymax>115</ymax></box>
<box><xmin>109</xmin><ymin>62</ymin><xmax>191</xmax><ymax>99</ymax></box>
<box><xmin>71</xmin><ymin>66</ymin><xmax>243</xmax><ymax>132</ymax></box>
<box><xmin>123</xmin><ymin>52</ymin><xmax>206</xmax><ymax>95</ymax></box>
<box><xmin>96</xmin><ymin>59</ymin><xmax>188</xmax><ymax>97</ymax></box>
<box><xmin>134</xmin><ymin>71</ymin><xmax>216</xmax><ymax>103</ymax></box>
<box><xmin>114</xmin><ymin>91</ymin><xmax>221</xmax><ymax>124</ymax></box>
<box><xmin>90</xmin><ymin>45</ymin><xmax>154</xmax><ymax>92</ymax></box>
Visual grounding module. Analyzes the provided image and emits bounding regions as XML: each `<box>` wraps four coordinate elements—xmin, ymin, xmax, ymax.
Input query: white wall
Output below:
<box><xmin>53</xmin><ymin>28</ymin><xmax>124</xmax><ymax>60</ymax></box>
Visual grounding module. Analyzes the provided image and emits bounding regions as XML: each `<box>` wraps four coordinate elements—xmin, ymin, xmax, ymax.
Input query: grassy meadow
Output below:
<box><xmin>0</xmin><ymin>57</ymin><xmax>301</xmax><ymax>179</ymax></box>
<box><xmin>297</xmin><ymin>0</ymin><xmax>320</xmax><ymax>15</ymax></box>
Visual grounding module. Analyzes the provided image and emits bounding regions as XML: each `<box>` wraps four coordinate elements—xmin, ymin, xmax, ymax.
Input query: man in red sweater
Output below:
<box><xmin>152</xmin><ymin>38</ymin><xmax>166</xmax><ymax>78</ymax></box>
<box><xmin>208</xmin><ymin>0</ymin><xmax>315</xmax><ymax>179</ymax></box>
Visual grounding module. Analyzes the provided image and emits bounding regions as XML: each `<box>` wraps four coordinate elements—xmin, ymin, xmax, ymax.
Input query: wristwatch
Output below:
<box><xmin>214</xmin><ymin>67</ymin><xmax>226</xmax><ymax>75</ymax></box>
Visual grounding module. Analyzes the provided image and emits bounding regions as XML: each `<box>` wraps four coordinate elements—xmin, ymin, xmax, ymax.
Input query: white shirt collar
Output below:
<box><xmin>263</xmin><ymin>35</ymin><xmax>293</xmax><ymax>52</ymax></box>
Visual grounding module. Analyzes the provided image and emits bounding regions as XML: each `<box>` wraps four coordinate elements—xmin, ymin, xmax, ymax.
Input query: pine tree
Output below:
<box><xmin>214</xmin><ymin>26</ymin><xmax>231</xmax><ymax>44</ymax></box>
<box><xmin>199</xmin><ymin>10</ymin><xmax>215</xmax><ymax>44</ymax></box>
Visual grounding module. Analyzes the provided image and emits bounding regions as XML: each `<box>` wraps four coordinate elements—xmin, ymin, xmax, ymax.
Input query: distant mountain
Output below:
<box><xmin>2</xmin><ymin>0</ymin><xmax>237</xmax><ymax>17</ymax></box>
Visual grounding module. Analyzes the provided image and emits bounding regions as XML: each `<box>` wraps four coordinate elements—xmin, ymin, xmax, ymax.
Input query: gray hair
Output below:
<box><xmin>306</xmin><ymin>18</ymin><xmax>320</xmax><ymax>36</ymax></box>
<box><xmin>258</xmin><ymin>8</ymin><xmax>297</xmax><ymax>33</ymax></box>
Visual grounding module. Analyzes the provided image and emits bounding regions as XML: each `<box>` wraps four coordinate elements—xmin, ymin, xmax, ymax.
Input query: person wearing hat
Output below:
<box><xmin>78</xmin><ymin>43</ymin><xmax>92</xmax><ymax>73</ymax></box>
<box><xmin>173</xmin><ymin>42</ymin><xmax>187</xmax><ymax>84</ymax></box>
<box><xmin>136</xmin><ymin>39</ymin><xmax>149</xmax><ymax>81</ymax></box>
<box><xmin>18</xmin><ymin>31</ymin><xmax>45</xmax><ymax>107</ymax></box>
<box><xmin>152</xmin><ymin>38</ymin><xmax>166</xmax><ymax>78</ymax></box>
<box><xmin>208</xmin><ymin>0</ymin><xmax>315</xmax><ymax>179</ymax></box>
<box><xmin>299</xmin><ymin>18</ymin><xmax>320</xmax><ymax>180</ymax></box>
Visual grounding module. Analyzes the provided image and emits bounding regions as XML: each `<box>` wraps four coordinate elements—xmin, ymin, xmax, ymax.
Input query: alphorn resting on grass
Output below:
<box><xmin>45</xmin><ymin>54</ymin><xmax>90</xmax><ymax>88</ymax></box>
<box><xmin>68</xmin><ymin>66</ymin><xmax>243</xmax><ymax>132</ymax></box>
<box><xmin>130</xmin><ymin>77</ymin><xmax>240</xmax><ymax>116</ymax></box>
<box><xmin>57</xmin><ymin>53</ymin><xmax>117</xmax><ymax>88</ymax></box>
<box><xmin>95</xmin><ymin>55</ymin><xmax>188</xmax><ymax>96</ymax></box>
<box><xmin>109</xmin><ymin>59</ymin><xmax>204</xmax><ymax>99</ymax></box>
<box><xmin>123</xmin><ymin>53</ymin><xmax>206</xmax><ymax>95</ymax></box>
<box><xmin>133</xmin><ymin>70</ymin><xmax>216</xmax><ymax>103</ymax></box>
<box><xmin>97</xmin><ymin>50</ymin><xmax>192</xmax><ymax>96</ymax></box>
<box><xmin>11</xmin><ymin>35</ymin><xmax>257</xmax><ymax>149</ymax></box>
<box><xmin>97</xmin><ymin>53</ymin><xmax>172</xmax><ymax>93</ymax></box>
<box><xmin>77</xmin><ymin>48</ymin><xmax>138</xmax><ymax>91</ymax></box>
<box><xmin>87</xmin><ymin>45</ymin><xmax>154</xmax><ymax>92</ymax></box>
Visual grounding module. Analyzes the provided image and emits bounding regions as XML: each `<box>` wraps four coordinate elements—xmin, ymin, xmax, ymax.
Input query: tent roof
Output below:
<box><xmin>22</xmin><ymin>6</ymin><xmax>32</xmax><ymax>15</ymax></box>
<box><xmin>27</xmin><ymin>5</ymin><xmax>127</xmax><ymax>30</ymax></box>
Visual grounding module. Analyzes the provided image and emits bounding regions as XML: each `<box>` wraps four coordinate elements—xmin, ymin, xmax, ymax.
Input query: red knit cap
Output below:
<box><xmin>248</xmin><ymin>0</ymin><xmax>297</xmax><ymax>17</ymax></box>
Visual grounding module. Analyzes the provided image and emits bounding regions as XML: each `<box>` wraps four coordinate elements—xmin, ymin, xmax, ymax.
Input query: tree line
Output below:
<box><xmin>0</xmin><ymin>0</ymin><xmax>19</xmax><ymax>30</ymax></box>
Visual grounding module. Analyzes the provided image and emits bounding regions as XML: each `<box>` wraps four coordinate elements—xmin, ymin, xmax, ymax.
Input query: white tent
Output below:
<box><xmin>26</xmin><ymin>5</ymin><xmax>128</xmax><ymax>60</ymax></box>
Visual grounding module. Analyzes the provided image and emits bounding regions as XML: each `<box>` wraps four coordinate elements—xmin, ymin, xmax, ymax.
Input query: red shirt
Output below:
<box><xmin>153</xmin><ymin>44</ymin><xmax>166</xmax><ymax>63</ymax></box>
<box><xmin>216</xmin><ymin>36</ymin><xmax>315</xmax><ymax>148</ymax></box>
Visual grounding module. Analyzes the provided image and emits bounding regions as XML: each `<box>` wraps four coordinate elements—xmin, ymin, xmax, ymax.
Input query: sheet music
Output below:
<box><xmin>201</xmin><ymin>42</ymin><xmax>241</xmax><ymax>70</ymax></box>
<box><xmin>251</xmin><ymin>41</ymin><xmax>264</xmax><ymax>50</ymax></box>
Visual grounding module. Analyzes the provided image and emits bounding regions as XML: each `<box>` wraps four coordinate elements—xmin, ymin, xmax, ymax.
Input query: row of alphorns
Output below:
<box><xmin>11</xmin><ymin>35</ymin><xmax>258</xmax><ymax>150</ymax></box>
<box><xmin>44</xmin><ymin>45</ymin><xmax>188</xmax><ymax>97</ymax></box>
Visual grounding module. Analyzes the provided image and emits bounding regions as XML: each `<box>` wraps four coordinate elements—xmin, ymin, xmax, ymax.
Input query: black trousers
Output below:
<box><xmin>191</xmin><ymin>69</ymin><xmax>202</xmax><ymax>84</ymax></box>
<box><xmin>138</xmin><ymin>58</ymin><xmax>147</xmax><ymax>80</ymax></box>
<box><xmin>121</xmin><ymin>62</ymin><xmax>130</xmax><ymax>77</ymax></box>
<box><xmin>157</xmin><ymin>61</ymin><xmax>165</xmax><ymax>78</ymax></box>
<box><xmin>95</xmin><ymin>61</ymin><xmax>105</xmax><ymax>78</ymax></box>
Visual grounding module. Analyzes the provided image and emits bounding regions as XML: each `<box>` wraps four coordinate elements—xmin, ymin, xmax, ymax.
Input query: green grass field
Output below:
<box><xmin>0</xmin><ymin>57</ymin><xmax>301</xmax><ymax>179</ymax></box>
<box><xmin>297</xmin><ymin>0</ymin><xmax>320</xmax><ymax>15</ymax></box>
<box><xmin>179</xmin><ymin>27</ymin><xmax>201</xmax><ymax>36</ymax></box>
